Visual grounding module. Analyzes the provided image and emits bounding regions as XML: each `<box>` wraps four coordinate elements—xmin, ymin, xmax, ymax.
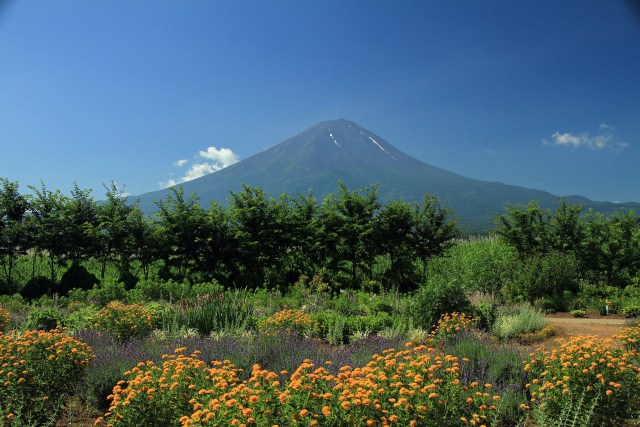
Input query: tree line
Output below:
<box><xmin>0</xmin><ymin>179</ymin><xmax>459</xmax><ymax>296</ymax></box>
<box><xmin>496</xmin><ymin>199</ymin><xmax>640</xmax><ymax>290</ymax></box>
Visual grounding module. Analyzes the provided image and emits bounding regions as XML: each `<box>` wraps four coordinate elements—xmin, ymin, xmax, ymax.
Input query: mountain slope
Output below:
<box><xmin>135</xmin><ymin>119</ymin><xmax>639</xmax><ymax>233</ymax></box>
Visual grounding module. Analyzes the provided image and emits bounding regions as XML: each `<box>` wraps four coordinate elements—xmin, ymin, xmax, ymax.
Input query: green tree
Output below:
<box><xmin>62</xmin><ymin>183</ymin><xmax>100</xmax><ymax>267</ymax></box>
<box><xmin>129</xmin><ymin>203</ymin><xmax>160</xmax><ymax>280</ymax></box>
<box><xmin>495</xmin><ymin>200</ymin><xmax>551</xmax><ymax>258</ymax></box>
<box><xmin>200</xmin><ymin>201</ymin><xmax>235</xmax><ymax>282</ymax></box>
<box><xmin>227</xmin><ymin>185</ymin><xmax>290</xmax><ymax>288</ymax></box>
<box><xmin>96</xmin><ymin>182</ymin><xmax>135</xmax><ymax>279</ymax></box>
<box><xmin>412</xmin><ymin>194</ymin><xmax>459</xmax><ymax>281</ymax></box>
<box><xmin>318</xmin><ymin>183</ymin><xmax>380</xmax><ymax>288</ymax></box>
<box><xmin>375</xmin><ymin>200</ymin><xmax>416</xmax><ymax>291</ymax></box>
<box><xmin>549</xmin><ymin>199</ymin><xmax>584</xmax><ymax>254</ymax></box>
<box><xmin>155</xmin><ymin>186</ymin><xmax>207</xmax><ymax>281</ymax></box>
<box><xmin>0</xmin><ymin>179</ymin><xmax>30</xmax><ymax>291</ymax></box>
<box><xmin>27</xmin><ymin>182</ymin><xmax>67</xmax><ymax>282</ymax></box>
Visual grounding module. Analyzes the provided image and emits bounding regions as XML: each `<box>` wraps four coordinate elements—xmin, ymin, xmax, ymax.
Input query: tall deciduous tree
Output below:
<box><xmin>0</xmin><ymin>179</ymin><xmax>29</xmax><ymax>290</ymax></box>
<box><xmin>412</xmin><ymin>194</ymin><xmax>459</xmax><ymax>281</ymax></box>
<box><xmin>495</xmin><ymin>200</ymin><xmax>550</xmax><ymax>258</ymax></box>
<box><xmin>155</xmin><ymin>186</ymin><xmax>206</xmax><ymax>281</ymax></box>
<box><xmin>27</xmin><ymin>182</ymin><xmax>67</xmax><ymax>282</ymax></box>
<box><xmin>376</xmin><ymin>200</ymin><xmax>416</xmax><ymax>291</ymax></box>
<box><xmin>318</xmin><ymin>182</ymin><xmax>380</xmax><ymax>288</ymax></box>
<box><xmin>96</xmin><ymin>182</ymin><xmax>135</xmax><ymax>279</ymax></box>
<box><xmin>227</xmin><ymin>185</ymin><xmax>289</xmax><ymax>288</ymax></box>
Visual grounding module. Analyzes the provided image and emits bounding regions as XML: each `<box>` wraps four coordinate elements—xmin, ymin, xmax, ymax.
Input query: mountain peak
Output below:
<box><xmin>134</xmin><ymin>119</ymin><xmax>640</xmax><ymax>233</ymax></box>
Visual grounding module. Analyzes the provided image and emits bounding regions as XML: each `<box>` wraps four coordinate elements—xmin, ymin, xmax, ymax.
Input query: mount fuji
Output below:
<box><xmin>134</xmin><ymin>119</ymin><xmax>639</xmax><ymax>233</ymax></box>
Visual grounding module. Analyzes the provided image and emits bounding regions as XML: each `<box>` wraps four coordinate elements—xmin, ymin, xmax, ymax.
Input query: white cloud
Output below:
<box><xmin>160</xmin><ymin>146</ymin><xmax>240</xmax><ymax>189</ymax></box>
<box><xmin>198</xmin><ymin>147</ymin><xmax>239</xmax><ymax>167</ymax></box>
<box><xmin>544</xmin><ymin>127</ymin><xmax>628</xmax><ymax>151</ymax></box>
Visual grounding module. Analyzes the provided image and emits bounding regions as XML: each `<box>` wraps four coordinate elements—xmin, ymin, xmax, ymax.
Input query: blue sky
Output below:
<box><xmin>1</xmin><ymin>1</ymin><xmax>639</xmax><ymax>202</ymax></box>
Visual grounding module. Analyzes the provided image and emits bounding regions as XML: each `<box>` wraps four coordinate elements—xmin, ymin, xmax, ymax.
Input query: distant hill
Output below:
<box><xmin>133</xmin><ymin>119</ymin><xmax>639</xmax><ymax>233</ymax></box>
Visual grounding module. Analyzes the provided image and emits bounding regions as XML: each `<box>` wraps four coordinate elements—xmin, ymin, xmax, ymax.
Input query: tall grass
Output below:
<box><xmin>160</xmin><ymin>289</ymin><xmax>254</xmax><ymax>336</ymax></box>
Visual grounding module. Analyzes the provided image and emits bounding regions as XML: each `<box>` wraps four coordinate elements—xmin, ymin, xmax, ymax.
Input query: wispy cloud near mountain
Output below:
<box><xmin>160</xmin><ymin>147</ymin><xmax>240</xmax><ymax>189</ymax></box>
<box><xmin>544</xmin><ymin>124</ymin><xmax>628</xmax><ymax>151</ymax></box>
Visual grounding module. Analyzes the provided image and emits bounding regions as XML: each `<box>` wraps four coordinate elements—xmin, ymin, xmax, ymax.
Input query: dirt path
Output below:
<box><xmin>545</xmin><ymin>315</ymin><xmax>630</xmax><ymax>340</ymax></box>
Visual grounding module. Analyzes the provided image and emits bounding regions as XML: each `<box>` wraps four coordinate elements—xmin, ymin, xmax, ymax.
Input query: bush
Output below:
<box><xmin>491</xmin><ymin>305</ymin><xmax>547</xmax><ymax>340</ymax></box>
<box><xmin>412</xmin><ymin>276</ymin><xmax>470</xmax><ymax>329</ymax></box>
<box><xmin>525</xmin><ymin>336</ymin><xmax>640</xmax><ymax>425</ymax></box>
<box><xmin>0</xmin><ymin>329</ymin><xmax>93</xmax><ymax>426</ymax></box>
<box><xmin>59</xmin><ymin>264</ymin><xmax>99</xmax><ymax>296</ymax></box>
<box><xmin>20</xmin><ymin>275</ymin><xmax>56</xmax><ymax>300</ymax></box>
<box><xmin>88</xmin><ymin>278</ymin><xmax>129</xmax><ymax>306</ymax></box>
<box><xmin>506</xmin><ymin>251</ymin><xmax>579</xmax><ymax>304</ymax></box>
<box><xmin>24</xmin><ymin>305</ymin><xmax>64</xmax><ymax>331</ymax></box>
<box><xmin>90</xmin><ymin>301</ymin><xmax>158</xmax><ymax>342</ymax></box>
<box><xmin>132</xmin><ymin>278</ymin><xmax>190</xmax><ymax>302</ymax></box>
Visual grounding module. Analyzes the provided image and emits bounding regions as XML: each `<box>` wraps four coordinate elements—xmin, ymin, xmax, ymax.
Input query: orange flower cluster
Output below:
<box><xmin>0</xmin><ymin>306</ymin><xmax>9</xmax><ymax>332</ymax></box>
<box><xmin>432</xmin><ymin>312</ymin><xmax>478</xmax><ymax>340</ymax></box>
<box><xmin>0</xmin><ymin>328</ymin><xmax>93</xmax><ymax>424</ymax></box>
<box><xmin>258</xmin><ymin>309</ymin><xmax>318</xmax><ymax>337</ymax></box>
<box><xmin>524</xmin><ymin>335</ymin><xmax>640</xmax><ymax>424</ymax></box>
<box><xmin>98</xmin><ymin>344</ymin><xmax>503</xmax><ymax>427</ymax></box>
<box><xmin>91</xmin><ymin>301</ymin><xmax>158</xmax><ymax>342</ymax></box>
<box><xmin>615</xmin><ymin>323</ymin><xmax>640</xmax><ymax>352</ymax></box>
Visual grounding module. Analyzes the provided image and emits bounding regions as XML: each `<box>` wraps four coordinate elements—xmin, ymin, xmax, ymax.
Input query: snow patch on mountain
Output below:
<box><xmin>368</xmin><ymin>136</ymin><xmax>396</xmax><ymax>159</ymax></box>
<box><xmin>329</xmin><ymin>131</ymin><xmax>341</xmax><ymax>148</ymax></box>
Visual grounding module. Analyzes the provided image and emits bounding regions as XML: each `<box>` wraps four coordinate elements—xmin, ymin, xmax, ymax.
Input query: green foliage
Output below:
<box><xmin>24</xmin><ymin>305</ymin><xmax>64</xmax><ymax>331</ymax></box>
<box><xmin>20</xmin><ymin>275</ymin><xmax>56</xmax><ymax>300</ymax></box>
<box><xmin>59</xmin><ymin>263</ymin><xmax>99</xmax><ymax>296</ymax></box>
<box><xmin>412</xmin><ymin>276</ymin><xmax>470</xmax><ymax>329</ymax></box>
<box><xmin>506</xmin><ymin>251</ymin><xmax>579</xmax><ymax>304</ymax></box>
<box><xmin>429</xmin><ymin>236</ymin><xmax>518</xmax><ymax>296</ymax></box>
<box><xmin>412</xmin><ymin>194</ymin><xmax>459</xmax><ymax>283</ymax></box>
<box><xmin>87</xmin><ymin>278</ymin><xmax>129</xmax><ymax>306</ymax></box>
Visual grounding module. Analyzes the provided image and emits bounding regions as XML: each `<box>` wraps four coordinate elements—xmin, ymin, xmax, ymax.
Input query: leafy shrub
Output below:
<box><xmin>312</xmin><ymin>311</ymin><xmax>348</xmax><ymax>345</ymax></box>
<box><xmin>98</xmin><ymin>345</ymin><xmax>511</xmax><ymax>427</ymax></box>
<box><xmin>87</xmin><ymin>279</ymin><xmax>129</xmax><ymax>306</ymax></box>
<box><xmin>59</xmin><ymin>264</ymin><xmax>99</xmax><ymax>295</ymax></box>
<box><xmin>132</xmin><ymin>278</ymin><xmax>190</xmax><ymax>302</ymax></box>
<box><xmin>525</xmin><ymin>336</ymin><xmax>640</xmax><ymax>425</ymax></box>
<box><xmin>20</xmin><ymin>275</ymin><xmax>56</xmax><ymax>300</ymax></box>
<box><xmin>258</xmin><ymin>308</ymin><xmax>318</xmax><ymax>337</ymax></box>
<box><xmin>0</xmin><ymin>306</ymin><xmax>10</xmax><ymax>331</ymax></box>
<box><xmin>90</xmin><ymin>301</ymin><xmax>157</xmax><ymax>342</ymax></box>
<box><xmin>469</xmin><ymin>292</ymin><xmax>500</xmax><ymax>330</ymax></box>
<box><xmin>491</xmin><ymin>305</ymin><xmax>547</xmax><ymax>340</ymax></box>
<box><xmin>413</xmin><ymin>276</ymin><xmax>470</xmax><ymax>329</ymax></box>
<box><xmin>571</xmin><ymin>309</ymin><xmax>587</xmax><ymax>318</ymax></box>
<box><xmin>431</xmin><ymin>236</ymin><xmax>518</xmax><ymax>295</ymax></box>
<box><xmin>506</xmin><ymin>251</ymin><xmax>579</xmax><ymax>304</ymax></box>
<box><xmin>0</xmin><ymin>329</ymin><xmax>93</xmax><ymax>426</ymax></box>
<box><xmin>24</xmin><ymin>305</ymin><xmax>64</xmax><ymax>331</ymax></box>
<box><xmin>621</xmin><ymin>298</ymin><xmax>640</xmax><ymax>318</ymax></box>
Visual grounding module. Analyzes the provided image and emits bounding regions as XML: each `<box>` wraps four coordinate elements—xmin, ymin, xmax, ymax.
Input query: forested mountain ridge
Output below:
<box><xmin>134</xmin><ymin>119</ymin><xmax>639</xmax><ymax>233</ymax></box>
